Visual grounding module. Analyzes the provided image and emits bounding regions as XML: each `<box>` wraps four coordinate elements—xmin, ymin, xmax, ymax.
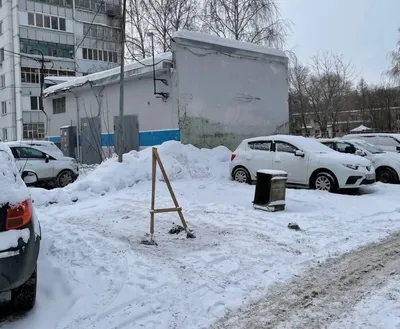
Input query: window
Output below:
<box><xmin>20</xmin><ymin>39</ymin><xmax>74</xmax><ymax>59</ymax></box>
<box><xmin>322</xmin><ymin>142</ymin><xmax>335</xmax><ymax>150</ymax></box>
<box><xmin>109</xmin><ymin>51</ymin><xmax>113</xmax><ymax>62</ymax></box>
<box><xmin>98</xmin><ymin>50</ymin><xmax>102</xmax><ymax>61</ymax></box>
<box><xmin>53</xmin><ymin>97</ymin><xmax>66</xmax><ymax>114</ymax></box>
<box><xmin>248</xmin><ymin>141</ymin><xmax>272</xmax><ymax>151</ymax></box>
<box><xmin>44</xmin><ymin>15</ymin><xmax>50</xmax><ymax>28</ymax></box>
<box><xmin>28</xmin><ymin>13</ymin><xmax>35</xmax><ymax>25</ymax></box>
<box><xmin>59</xmin><ymin>18</ymin><xmax>66</xmax><ymax>31</ymax></box>
<box><xmin>82</xmin><ymin>48</ymin><xmax>87</xmax><ymax>59</ymax></box>
<box><xmin>14</xmin><ymin>147</ymin><xmax>46</xmax><ymax>159</ymax></box>
<box><xmin>51</xmin><ymin>16</ymin><xmax>58</xmax><ymax>29</ymax></box>
<box><xmin>363</xmin><ymin>136</ymin><xmax>400</xmax><ymax>147</ymax></box>
<box><xmin>93</xmin><ymin>49</ymin><xmax>98</xmax><ymax>60</ymax></box>
<box><xmin>113</xmin><ymin>52</ymin><xmax>117</xmax><ymax>63</ymax></box>
<box><xmin>103</xmin><ymin>51</ymin><xmax>107</xmax><ymax>62</ymax></box>
<box><xmin>0</xmin><ymin>74</ymin><xmax>4</xmax><ymax>89</ymax></box>
<box><xmin>88</xmin><ymin>49</ymin><xmax>92</xmax><ymax>60</ymax></box>
<box><xmin>0</xmin><ymin>21</ymin><xmax>3</xmax><ymax>35</ymax></box>
<box><xmin>1</xmin><ymin>101</ymin><xmax>6</xmax><ymax>115</ymax></box>
<box><xmin>36</xmin><ymin>14</ymin><xmax>43</xmax><ymax>27</ymax></box>
<box><xmin>22</xmin><ymin>123</ymin><xmax>45</xmax><ymax>139</ymax></box>
<box><xmin>336</xmin><ymin>142</ymin><xmax>355</xmax><ymax>154</ymax></box>
<box><xmin>2</xmin><ymin>128</ymin><xmax>7</xmax><ymax>141</ymax></box>
<box><xmin>0</xmin><ymin>48</ymin><xmax>4</xmax><ymax>63</ymax></box>
<box><xmin>275</xmin><ymin>141</ymin><xmax>297</xmax><ymax>153</ymax></box>
<box><xmin>31</xmin><ymin>96</ymin><xmax>39</xmax><ymax>110</ymax></box>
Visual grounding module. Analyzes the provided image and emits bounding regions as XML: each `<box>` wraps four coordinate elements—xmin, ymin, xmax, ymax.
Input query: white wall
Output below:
<box><xmin>171</xmin><ymin>37</ymin><xmax>289</xmax><ymax>150</ymax></box>
<box><xmin>43</xmin><ymin>70</ymin><xmax>177</xmax><ymax>147</ymax></box>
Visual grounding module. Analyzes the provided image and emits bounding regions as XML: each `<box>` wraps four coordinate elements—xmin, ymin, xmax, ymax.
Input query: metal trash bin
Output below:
<box><xmin>253</xmin><ymin>169</ymin><xmax>288</xmax><ymax>212</ymax></box>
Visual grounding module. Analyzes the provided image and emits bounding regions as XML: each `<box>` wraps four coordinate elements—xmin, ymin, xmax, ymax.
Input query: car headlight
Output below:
<box><xmin>342</xmin><ymin>163</ymin><xmax>359</xmax><ymax>170</ymax></box>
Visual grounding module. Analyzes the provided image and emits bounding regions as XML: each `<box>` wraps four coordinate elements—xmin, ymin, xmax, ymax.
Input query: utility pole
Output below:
<box><xmin>117</xmin><ymin>0</ymin><xmax>127</xmax><ymax>163</ymax></box>
<box><xmin>30</xmin><ymin>49</ymin><xmax>51</xmax><ymax>135</ymax></box>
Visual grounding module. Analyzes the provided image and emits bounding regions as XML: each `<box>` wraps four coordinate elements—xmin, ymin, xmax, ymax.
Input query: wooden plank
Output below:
<box><xmin>154</xmin><ymin>149</ymin><xmax>189</xmax><ymax>231</ymax></box>
<box><xmin>151</xmin><ymin>207</ymin><xmax>182</xmax><ymax>214</ymax></box>
<box><xmin>150</xmin><ymin>148</ymin><xmax>157</xmax><ymax>238</ymax></box>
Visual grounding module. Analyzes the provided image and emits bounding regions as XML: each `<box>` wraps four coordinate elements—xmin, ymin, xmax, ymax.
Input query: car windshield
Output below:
<box><xmin>352</xmin><ymin>141</ymin><xmax>385</xmax><ymax>154</ymax></box>
<box><xmin>0</xmin><ymin>150</ymin><xmax>17</xmax><ymax>183</ymax></box>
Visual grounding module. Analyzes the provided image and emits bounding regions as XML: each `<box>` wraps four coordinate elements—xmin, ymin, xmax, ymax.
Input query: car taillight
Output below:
<box><xmin>231</xmin><ymin>154</ymin><xmax>236</xmax><ymax>161</ymax></box>
<box><xmin>6</xmin><ymin>200</ymin><xmax>32</xmax><ymax>230</ymax></box>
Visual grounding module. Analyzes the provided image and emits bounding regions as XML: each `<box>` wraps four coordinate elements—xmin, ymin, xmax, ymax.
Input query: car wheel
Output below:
<box><xmin>313</xmin><ymin>172</ymin><xmax>335</xmax><ymax>192</ymax></box>
<box><xmin>232</xmin><ymin>167</ymin><xmax>251</xmax><ymax>184</ymax></box>
<box><xmin>376</xmin><ymin>167</ymin><xmax>398</xmax><ymax>184</ymax></box>
<box><xmin>56</xmin><ymin>170</ymin><xmax>74</xmax><ymax>188</ymax></box>
<box><xmin>11</xmin><ymin>267</ymin><xmax>37</xmax><ymax>311</ymax></box>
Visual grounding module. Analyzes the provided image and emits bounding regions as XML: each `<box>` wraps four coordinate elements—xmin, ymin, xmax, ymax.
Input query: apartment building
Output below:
<box><xmin>0</xmin><ymin>0</ymin><xmax>121</xmax><ymax>141</ymax></box>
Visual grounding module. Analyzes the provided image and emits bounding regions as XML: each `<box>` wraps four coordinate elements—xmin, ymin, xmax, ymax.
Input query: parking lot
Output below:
<box><xmin>2</xmin><ymin>141</ymin><xmax>400</xmax><ymax>329</ymax></box>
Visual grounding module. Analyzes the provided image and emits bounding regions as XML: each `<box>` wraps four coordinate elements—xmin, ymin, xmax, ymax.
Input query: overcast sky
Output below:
<box><xmin>279</xmin><ymin>0</ymin><xmax>400</xmax><ymax>85</ymax></box>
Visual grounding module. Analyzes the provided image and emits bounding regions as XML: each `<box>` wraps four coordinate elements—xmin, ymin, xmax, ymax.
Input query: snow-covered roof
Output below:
<box><xmin>44</xmin><ymin>76</ymin><xmax>77</xmax><ymax>84</ymax></box>
<box><xmin>43</xmin><ymin>52</ymin><xmax>173</xmax><ymax>97</ymax></box>
<box><xmin>350</xmin><ymin>125</ymin><xmax>372</xmax><ymax>132</ymax></box>
<box><xmin>173</xmin><ymin>30</ymin><xmax>287</xmax><ymax>58</ymax></box>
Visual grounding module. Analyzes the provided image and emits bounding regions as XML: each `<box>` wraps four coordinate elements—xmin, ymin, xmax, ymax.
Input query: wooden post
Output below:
<box><xmin>149</xmin><ymin>147</ymin><xmax>194</xmax><ymax>241</ymax></box>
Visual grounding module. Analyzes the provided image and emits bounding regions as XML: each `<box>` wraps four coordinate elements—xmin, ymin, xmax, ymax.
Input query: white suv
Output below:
<box><xmin>6</xmin><ymin>142</ymin><xmax>79</xmax><ymax>188</ymax></box>
<box><xmin>342</xmin><ymin>133</ymin><xmax>400</xmax><ymax>153</ymax></box>
<box><xmin>319</xmin><ymin>138</ymin><xmax>400</xmax><ymax>184</ymax></box>
<box><xmin>230</xmin><ymin>135</ymin><xmax>375</xmax><ymax>192</ymax></box>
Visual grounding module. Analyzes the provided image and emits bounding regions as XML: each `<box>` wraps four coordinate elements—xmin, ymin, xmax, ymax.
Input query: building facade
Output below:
<box><xmin>43</xmin><ymin>30</ymin><xmax>289</xmax><ymax>164</ymax></box>
<box><xmin>0</xmin><ymin>0</ymin><xmax>121</xmax><ymax>142</ymax></box>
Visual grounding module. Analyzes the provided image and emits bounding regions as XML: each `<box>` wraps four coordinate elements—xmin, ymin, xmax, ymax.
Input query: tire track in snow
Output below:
<box><xmin>212</xmin><ymin>232</ymin><xmax>400</xmax><ymax>329</ymax></box>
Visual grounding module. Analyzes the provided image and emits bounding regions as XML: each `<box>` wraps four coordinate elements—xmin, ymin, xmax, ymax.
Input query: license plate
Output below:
<box><xmin>366</xmin><ymin>174</ymin><xmax>375</xmax><ymax>180</ymax></box>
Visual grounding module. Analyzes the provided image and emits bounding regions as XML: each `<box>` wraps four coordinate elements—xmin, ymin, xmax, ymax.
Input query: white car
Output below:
<box><xmin>319</xmin><ymin>138</ymin><xmax>400</xmax><ymax>184</ymax></box>
<box><xmin>6</xmin><ymin>141</ymin><xmax>79</xmax><ymax>188</ymax></box>
<box><xmin>230</xmin><ymin>135</ymin><xmax>375</xmax><ymax>192</ymax></box>
<box><xmin>342</xmin><ymin>133</ymin><xmax>400</xmax><ymax>153</ymax></box>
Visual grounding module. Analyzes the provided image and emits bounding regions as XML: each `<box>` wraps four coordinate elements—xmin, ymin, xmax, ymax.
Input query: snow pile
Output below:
<box><xmin>31</xmin><ymin>141</ymin><xmax>231</xmax><ymax>205</ymax></box>
<box><xmin>0</xmin><ymin>143</ymin><xmax>30</xmax><ymax>205</ymax></box>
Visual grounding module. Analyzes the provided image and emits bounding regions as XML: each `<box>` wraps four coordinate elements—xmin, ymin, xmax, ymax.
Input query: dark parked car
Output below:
<box><xmin>0</xmin><ymin>143</ymin><xmax>41</xmax><ymax>311</ymax></box>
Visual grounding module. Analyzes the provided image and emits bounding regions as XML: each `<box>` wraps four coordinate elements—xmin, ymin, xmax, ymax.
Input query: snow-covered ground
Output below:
<box><xmin>2</xmin><ymin>141</ymin><xmax>400</xmax><ymax>329</ymax></box>
<box><xmin>329</xmin><ymin>277</ymin><xmax>400</xmax><ymax>329</ymax></box>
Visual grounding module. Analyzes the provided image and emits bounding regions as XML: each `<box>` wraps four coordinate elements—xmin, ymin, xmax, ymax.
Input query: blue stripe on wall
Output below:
<box><xmin>47</xmin><ymin>129</ymin><xmax>180</xmax><ymax>147</ymax></box>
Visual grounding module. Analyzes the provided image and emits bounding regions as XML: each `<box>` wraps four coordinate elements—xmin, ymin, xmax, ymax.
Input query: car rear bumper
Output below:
<box><xmin>0</xmin><ymin>222</ymin><xmax>40</xmax><ymax>292</ymax></box>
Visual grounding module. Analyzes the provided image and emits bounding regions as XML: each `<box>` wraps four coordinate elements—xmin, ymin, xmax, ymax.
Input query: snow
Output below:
<box><xmin>0</xmin><ymin>144</ymin><xmax>30</xmax><ymax>206</ymax></box>
<box><xmin>173</xmin><ymin>30</ymin><xmax>287</xmax><ymax>58</ymax></box>
<box><xmin>328</xmin><ymin>277</ymin><xmax>400</xmax><ymax>329</ymax></box>
<box><xmin>43</xmin><ymin>52</ymin><xmax>172</xmax><ymax>97</ymax></box>
<box><xmin>350</xmin><ymin>124</ymin><xmax>372</xmax><ymax>132</ymax></box>
<box><xmin>0</xmin><ymin>229</ymin><xmax>30</xmax><ymax>252</ymax></box>
<box><xmin>30</xmin><ymin>141</ymin><xmax>232</xmax><ymax>206</ymax></box>
<box><xmin>257</xmin><ymin>169</ymin><xmax>287</xmax><ymax>175</ymax></box>
<box><xmin>3</xmin><ymin>141</ymin><xmax>400</xmax><ymax>328</ymax></box>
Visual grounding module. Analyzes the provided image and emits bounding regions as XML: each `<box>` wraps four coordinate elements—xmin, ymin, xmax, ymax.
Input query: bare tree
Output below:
<box><xmin>387</xmin><ymin>27</ymin><xmax>400</xmax><ymax>83</ymax></box>
<box><xmin>305</xmin><ymin>53</ymin><xmax>354</xmax><ymax>137</ymax></box>
<box><xmin>201</xmin><ymin>0</ymin><xmax>289</xmax><ymax>48</ymax></box>
<box><xmin>141</xmin><ymin>0</ymin><xmax>199</xmax><ymax>52</ymax></box>
<box><xmin>288</xmin><ymin>52</ymin><xmax>311</xmax><ymax>135</ymax></box>
<box><xmin>126</xmin><ymin>0</ymin><xmax>151</xmax><ymax>59</ymax></box>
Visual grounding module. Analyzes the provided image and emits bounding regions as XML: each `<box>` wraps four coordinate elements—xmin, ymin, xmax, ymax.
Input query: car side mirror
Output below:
<box><xmin>45</xmin><ymin>154</ymin><xmax>50</xmax><ymax>163</ymax></box>
<box><xmin>396</xmin><ymin>146</ymin><xmax>400</xmax><ymax>152</ymax></box>
<box><xmin>355</xmin><ymin>149</ymin><xmax>366</xmax><ymax>157</ymax></box>
<box><xmin>295</xmin><ymin>150</ymin><xmax>305</xmax><ymax>157</ymax></box>
<box><xmin>22</xmin><ymin>171</ymin><xmax>38</xmax><ymax>185</ymax></box>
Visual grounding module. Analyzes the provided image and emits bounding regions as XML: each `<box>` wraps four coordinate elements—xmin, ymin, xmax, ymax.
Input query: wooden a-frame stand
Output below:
<box><xmin>148</xmin><ymin>147</ymin><xmax>195</xmax><ymax>243</ymax></box>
